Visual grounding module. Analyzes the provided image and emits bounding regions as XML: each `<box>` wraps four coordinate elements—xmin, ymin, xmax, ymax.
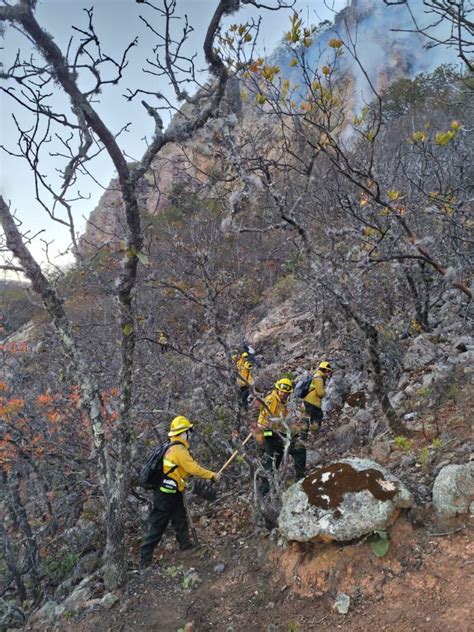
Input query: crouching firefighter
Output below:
<box><xmin>139</xmin><ymin>416</ymin><xmax>218</xmax><ymax>569</ymax></box>
<box><xmin>257</xmin><ymin>378</ymin><xmax>306</xmax><ymax>494</ymax></box>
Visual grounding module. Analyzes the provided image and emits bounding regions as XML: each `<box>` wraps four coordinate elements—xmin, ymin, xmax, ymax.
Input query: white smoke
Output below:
<box><xmin>332</xmin><ymin>0</ymin><xmax>458</xmax><ymax>104</ymax></box>
<box><xmin>272</xmin><ymin>0</ymin><xmax>463</xmax><ymax>112</ymax></box>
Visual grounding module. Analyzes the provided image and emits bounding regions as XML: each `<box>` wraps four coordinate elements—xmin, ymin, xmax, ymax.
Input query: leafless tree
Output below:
<box><xmin>383</xmin><ymin>0</ymin><xmax>474</xmax><ymax>72</ymax></box>
<box><xmin>0</xmin><ymin>0</ymin><xmax>292</xmax><ymax>591</ymax></box>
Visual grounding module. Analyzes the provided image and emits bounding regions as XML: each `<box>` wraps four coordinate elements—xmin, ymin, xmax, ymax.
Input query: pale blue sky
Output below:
<box><xmin>1</xmin><ymin>0</ymin><xmax>346</xmax><ymax>269</ymax></box>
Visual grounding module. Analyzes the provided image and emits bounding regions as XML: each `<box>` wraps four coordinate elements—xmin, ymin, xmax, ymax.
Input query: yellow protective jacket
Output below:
<box><xmin>303</xmin><ymin>370</ymin><xmax>326</xmax><ymax>408</ymax></box>
<box><xmin>158</xmin><ymin>331</ymin><xmax>168</xmax><ymax>345</ymax></box>
<box><xmin>237</xmin><ymin>360</ymin><xmax>254</xmax><ymax>388</ymax></box>
<box><xmin>257</xmin><ymin>389</ymin><xmax>288</xmax><ymax>436</ymax></box>
<box><xmin>163</xmin><ymin>436</ymin><xmax>216</xmax><ymax>492</ymax></box>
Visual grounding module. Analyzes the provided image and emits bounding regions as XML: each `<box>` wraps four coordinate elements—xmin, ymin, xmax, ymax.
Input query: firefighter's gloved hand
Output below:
<box><xmin>212</xmin><ymin>472</ymin><xmax>221</xmax><ymax>484</ymax></box>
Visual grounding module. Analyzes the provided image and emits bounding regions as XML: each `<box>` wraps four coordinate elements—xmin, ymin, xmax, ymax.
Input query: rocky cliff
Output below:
<box><xmin>81</xmin><ymin>0</ymin><xmax>458</xmax><ymax>252</ymax></box>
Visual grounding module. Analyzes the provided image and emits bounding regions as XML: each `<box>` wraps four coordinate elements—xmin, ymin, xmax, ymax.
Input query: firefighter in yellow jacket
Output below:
<box><xmin>140</xmin><ymin>416</ymin><xmax>218</xmax><ymax>568</ymax></box>
<box><xmin>236</xmin><ymin>352</ymin><xmax>254</xmax><ymax>411</ymax></box>
<box><xmin>303</xmin><ymin>361</ymin><xmax>333</xmax><ymax>431</ymax></box>
<box><xmin>258</xmin><ymin>378</ymin><xmax>306</xmax><ymax>491</ymax></box>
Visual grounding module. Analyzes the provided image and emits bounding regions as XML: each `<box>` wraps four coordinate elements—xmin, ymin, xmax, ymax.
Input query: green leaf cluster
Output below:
<box><xmin>393</xmin><ymin>436</ymin><xmax>412</xmax><ymax>451</ymax></box>
<box><xmin>370</xmin><ymin>530</ymin><xmax>390</xmax><ymax>557</ymax></box>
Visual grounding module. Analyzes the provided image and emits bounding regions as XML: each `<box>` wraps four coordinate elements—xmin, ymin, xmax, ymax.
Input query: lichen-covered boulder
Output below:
<box><xmin>432</xmin><ymin>462</ymin><xmax>474</xmax><ymax>518</ymax></box>
<box><xmin>278</xmin><ymin>458</ymin><xmax>413</xmax><ymax>542</ymax></box>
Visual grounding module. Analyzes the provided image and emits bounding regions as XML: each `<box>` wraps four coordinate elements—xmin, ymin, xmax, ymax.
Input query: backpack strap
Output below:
<box><xmin>162</xmin><ymin>444</ymin><xmax>179</xmax><ymax>475</ymax></box>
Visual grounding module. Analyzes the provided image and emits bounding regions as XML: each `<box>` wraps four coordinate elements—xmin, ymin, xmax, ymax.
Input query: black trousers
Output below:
<box><xmin>238</xmin><ymin>385</ymin><xmax>250</xmax><ymax>410</ymax></box>
<box><xmin>303</xmin><ymin>402</ymin><xmax>323</xmax><ymax>429</ymax></box>
<box><xmin>140</xmin><ymin>489</ymin><xmax>190</xmax><ymax>563</ymax></box>
<box><xmin>263</xmin><ymin>434</ymin><xmax>306</xmax><ymax>482</ymax></box>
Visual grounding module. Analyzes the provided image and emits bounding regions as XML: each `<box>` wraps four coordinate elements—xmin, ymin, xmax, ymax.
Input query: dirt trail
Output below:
<box><xmin>42</xmin><ymin>507</ymin><xmax>472</xmax><ymax>632</ymax></box>
<box><xmin>29</xmin><ymin>402</ymin><xmax>473</xmax><ymax>632</ymax></box>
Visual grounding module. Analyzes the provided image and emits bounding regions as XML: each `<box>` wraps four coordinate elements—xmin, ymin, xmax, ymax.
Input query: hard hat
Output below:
<box><xmin>242</xmin><ymin>352</ymin><xmax>249</xmax><ymax>358</ymax></box>
<box><xmin>168</xmin><ymin>415</ymin><xmax>193</xmax><ymax>437</ymax></box>
<box><xmin>319</xmin><ymin>361</ymin><xmax>332</xmax><ymax>371</ymax></box>
<box><xmin>274</xmin><ymin>378</ymin><xmax>294</xmax><ymax>393</ymax></box>
<box><xmin>244</xmin><ymin>361</ymin><xmax>253</xmax><ymax>369</ymax></box>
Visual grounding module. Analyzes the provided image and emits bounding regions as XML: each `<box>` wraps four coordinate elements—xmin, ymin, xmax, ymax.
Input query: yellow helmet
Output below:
<box><xmin>318</xmin><ymin>361</ymin><xmax>332</xmax><ymax>372</ymax></box>
<box><xmin>274</xmin><ymin>378</ymin><xmax>294</xmax><ymax>393</ymax></box>
<box><xmin>244</xmin><ymin>361</ymin><xmax>253</xmax><ymax>369</ymax></box>
<box><xmin>168</xmin><ymin>415</ymin><xmax>193</xmax><ymax>437</ymax></box>
<box><xmin>242</xmin><ymin>352</ymin><xmax>249</xmax><ymax>358</ymax></box>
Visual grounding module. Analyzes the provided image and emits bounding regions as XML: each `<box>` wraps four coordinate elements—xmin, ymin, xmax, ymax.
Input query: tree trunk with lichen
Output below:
<box><xmin>0</xmin><ymin>0</ymin><xmax>245</xmax><ymax>590</ymax></box>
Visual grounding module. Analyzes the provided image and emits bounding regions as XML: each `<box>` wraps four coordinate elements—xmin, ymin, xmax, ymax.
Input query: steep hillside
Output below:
<box><xmin>21</xmin><ymin>346</ymin><xmax>474</xmax><ymax>631</ymax></box>
<box><xmin>1</xmin><ymin>1</ymin><xmax>472</xmax><ymax>630</ymax></box>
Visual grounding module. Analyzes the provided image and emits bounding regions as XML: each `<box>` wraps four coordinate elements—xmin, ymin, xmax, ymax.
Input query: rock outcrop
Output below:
<box><xmin>278</xmin><ymin>458</ymin><xmax>413</xmax><ymax>542</ymax></box>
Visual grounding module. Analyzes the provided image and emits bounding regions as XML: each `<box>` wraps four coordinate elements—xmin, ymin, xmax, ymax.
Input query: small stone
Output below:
<box><xmin>452</xmin><ymin>336</ymin><xmax>472</xmax><ymax>353</ymax></box>
<box><xmin>371</xmin><ymin>441</ymin><xmax>391</xmax><ymax>463</ymax></box>
<box><xmin>100</xmin><ymin>593</ymin><xmax>119</xmax><ymax>609</ymax></box>
<box><xmin>213</xmin><ymin>563</ymin><xmax>226</xmax><ymax>574</ymax></box>
<box><xmin>334</xmin><ymin>593</ymin><xmax>351</xmax><ymax>614</ymax></box>
<box><xmin>184</xmin><ymin>622</ymin><xmax>194</xmax><ymax>631</ymax></box>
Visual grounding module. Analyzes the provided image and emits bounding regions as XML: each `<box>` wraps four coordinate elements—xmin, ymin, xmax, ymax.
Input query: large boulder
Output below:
<box><xmin>432</xmin><ymin>462</ymin><xmax>474</xmax><ymax>518</ymax></box>
<box><xmin>278</xmin><ymin>458</ymin><xmax>413</xmax><ymax>542</ymax></box>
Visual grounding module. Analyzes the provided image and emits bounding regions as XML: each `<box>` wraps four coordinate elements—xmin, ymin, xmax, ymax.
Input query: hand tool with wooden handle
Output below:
<box><xmin>217</xmin><ymin>432</ymin><xmax>253</xmax><ymax>476</ymax></box>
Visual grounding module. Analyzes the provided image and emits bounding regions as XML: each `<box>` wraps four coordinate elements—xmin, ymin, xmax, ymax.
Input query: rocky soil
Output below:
<box><xmin>3</xmin><ymin>256</ymin><xmax>472</xmax><ymax>632</ymax></box>
<box><xmin>39</xmin><ymin>525</ymin><xmax>472</xmax><ymax>632</ymax></box>
<box><xmin>22</xmin><ymin>391</ymin><xmax>473</xmax><ymax>632</ymax></box>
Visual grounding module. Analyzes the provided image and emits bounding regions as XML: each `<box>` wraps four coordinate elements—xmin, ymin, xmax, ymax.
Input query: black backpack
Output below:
<box><xmin>139</xmin><ymin>441</ymin><xmax>177</xmax><ymax>490</ymax></box>
<box><xmin>294</xmin><ymin>375</ymin><xmax>313</xmax><ymax>399</ymax></box>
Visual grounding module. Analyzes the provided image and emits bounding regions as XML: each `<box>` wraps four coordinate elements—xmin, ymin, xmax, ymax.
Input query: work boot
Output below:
<box><xmin>180</xmin><ymin>542</ymin><xmax>196</xmax><ymax>551</ymax></box>
<box><xmin>139</xmin><ymin>557</ymin><xmax>152</xmax><ymax>570</ymax></box>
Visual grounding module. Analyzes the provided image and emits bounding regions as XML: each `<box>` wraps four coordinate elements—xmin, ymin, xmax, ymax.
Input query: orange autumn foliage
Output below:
<box><xmin>0</xmin><ymin>397</ymin><xmax>25</xmax><ymax>416</ymax></box>
<box><xmin>36</xmin><ymin>393</ymin><xmax>55</xmax><ymax>406</ymax></box>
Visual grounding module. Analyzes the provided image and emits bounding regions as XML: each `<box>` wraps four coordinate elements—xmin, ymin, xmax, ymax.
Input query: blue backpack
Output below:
<box><xmin>294</xmin><ymin>376</ymin><xmax>313</xmax><ymax>399</ymax></box>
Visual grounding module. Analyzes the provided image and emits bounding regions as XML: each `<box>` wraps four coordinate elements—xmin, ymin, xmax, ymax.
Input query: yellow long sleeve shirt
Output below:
<box><xmin>237</xmin><ymin>361</ymin><xmax>254</xmax><ymax>388</ymax></box>
<box><xmin>303</xmin><ymin>370</ymin><xmax>326</xmax><ymax>408</ymax></box>
<box><xmin>163</xmin><ymin>436</ymin><xmax>215</xmax><ymax>492</ymax></box>
<box><xmin>257</xmin><ymin>390</ymin><xmax>288</xmax><ymax>434</ymax></box>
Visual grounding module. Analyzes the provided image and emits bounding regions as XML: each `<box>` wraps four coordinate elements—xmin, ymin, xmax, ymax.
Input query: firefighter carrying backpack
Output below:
<box><xmin>139</xmin><ymin>441</ymin><xmax>177</xmax><ymax>490</ymax></box>
<box><xmin>294</xmin><ymin>375</ymin><xmax>313</xmax><ymax>399</ymax></box>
